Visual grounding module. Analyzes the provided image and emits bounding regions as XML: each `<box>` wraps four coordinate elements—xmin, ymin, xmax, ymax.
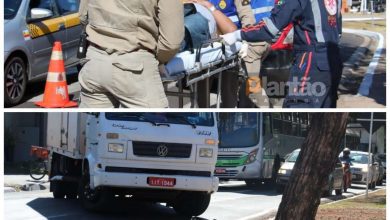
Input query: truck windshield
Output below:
<box><xmin>218</xmin><ymin>113</ymin><xmax>260</xmax><ymax>148</ymax></box>
<box><xmin>5</xmin><ymin>0</ymin><xmax>22</xmax><ymax>20</ymax></box>
<box><xmin>105</xmin><ymin>113</ymin><xmax>214</xmax><ymax>127</ymax></box>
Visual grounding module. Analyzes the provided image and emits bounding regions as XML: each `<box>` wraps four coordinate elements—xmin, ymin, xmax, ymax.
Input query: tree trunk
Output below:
<box><xmin>275</xmin><ymin>113</ymin><xmax>349</xmax><ymax>220</ymax></box>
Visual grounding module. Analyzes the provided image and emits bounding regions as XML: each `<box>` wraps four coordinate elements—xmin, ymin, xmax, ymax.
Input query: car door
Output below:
<box><xmin>27</xmin><ymin>0</ymin><xmax>66</xmax><ymax>78</ymax></box>
<box><xmin>55</xmin><ymin>0</ymin><xmax>81</xmax><ymax>66</ymax></box>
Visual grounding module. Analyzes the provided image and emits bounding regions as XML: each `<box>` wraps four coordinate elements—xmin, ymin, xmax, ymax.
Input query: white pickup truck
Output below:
<box><xmin>45</xmin><ymin>112</ymin><xmax>219</xmax><ymax>216</ymax></box>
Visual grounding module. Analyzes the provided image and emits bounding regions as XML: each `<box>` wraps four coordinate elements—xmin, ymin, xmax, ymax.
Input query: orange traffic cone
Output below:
<box><xmin>35</xmin><ymin>42</ymin><xmax>78</xmax><ymax>108</ymax></box>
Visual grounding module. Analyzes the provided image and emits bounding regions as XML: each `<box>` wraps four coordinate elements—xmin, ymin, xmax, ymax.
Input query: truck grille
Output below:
<box><xmin>132</xmin><ymin>141</ymin><xmax>192</xmax><ymax>158</ymax></box>
<box><xmin>105</xmin><ymin>167</ymin><xmax>211</xmax><ymax>177</ymax></box>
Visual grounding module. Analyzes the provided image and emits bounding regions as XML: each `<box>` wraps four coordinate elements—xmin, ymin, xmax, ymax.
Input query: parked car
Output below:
<box><xmin>374</xmin><ymin>156</ymin><xmax>385</xmax><ymax>185</ymax></box>
<box><xmin>276</xmin><ymin>149</ymin><xmax>344</xmax><ymax>196</ymax></box>
<box><xmin>376</xmin><ymin>153</ymin><xmax>386</xmax><ymax>180</ymax></box>
<box><xmin>342</xmin><ymin>151</ymin><xmax>379</xmax><ymax>189</ymax></box>
<box><xmin>4</xmin><ymin>0</ymin><xmax>81</xmax><ymax>106</ymax></box>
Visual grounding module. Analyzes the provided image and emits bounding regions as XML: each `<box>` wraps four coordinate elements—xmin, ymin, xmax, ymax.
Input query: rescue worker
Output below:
<box><xmin>221</xmin><ymin>0</ymin><xmax>343</xmax><ymax>108</ymax></box>
<box><xmin>193</xmin><ymin>0</ymin><xmax>272</xmax><ymax>108</ymax></box>
<box><xmin>78</xmin><ymin>1</ymin><xmax>184</xmax><ymax>108</ymax></box>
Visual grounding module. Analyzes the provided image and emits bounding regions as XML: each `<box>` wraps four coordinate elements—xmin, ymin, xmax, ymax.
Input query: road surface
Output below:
<box><xmin>4</xmin><ymin>181</ymin><xmax>386</xmax><ymax>220</ymax></box>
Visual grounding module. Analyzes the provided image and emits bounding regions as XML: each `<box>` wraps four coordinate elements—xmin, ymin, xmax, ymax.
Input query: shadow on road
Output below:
<box><xmin>26</xmin><ymin>197</ymin><xmax>210</xmax><ymax>220</ymax></box>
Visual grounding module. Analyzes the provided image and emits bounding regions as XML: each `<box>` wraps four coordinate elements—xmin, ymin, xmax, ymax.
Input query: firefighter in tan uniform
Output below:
<box><xmin>78</xmin><ymin>0</ymin><xmax>184</xmax><ymax>108</ymax></box>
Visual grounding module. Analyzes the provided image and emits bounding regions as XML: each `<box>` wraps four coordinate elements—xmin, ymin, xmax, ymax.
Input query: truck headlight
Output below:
<box><xmin>278</xmin><ymin>169</ymin><xmax>287</xmax><ymax>175</ymax></box>
<box><xmin>108</xmin><ymin>143</ymin><xmax>124</xmax><ymax>153</ymax></box>
<box><xmin>245</xmin><ymin>149</ymin><xmax>258</xmax><ymax>165</ymax></box>
<box><xmin>199</xmin><ymin>148</ymin><xmax>213</xmax><ymax>158</ymax></box>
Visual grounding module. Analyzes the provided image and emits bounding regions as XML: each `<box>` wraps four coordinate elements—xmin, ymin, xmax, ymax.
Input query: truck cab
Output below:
<box><xmin>46</xmin><ymin>112</ymin><xmax>219</xmax><ymax>217</ymax></box>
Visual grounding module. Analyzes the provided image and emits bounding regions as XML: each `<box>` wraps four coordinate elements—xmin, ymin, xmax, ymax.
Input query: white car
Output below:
<box><xmin>341</xmin><ymin>151</ymin><xmax>379</xmax><ymax>189</ymax></box>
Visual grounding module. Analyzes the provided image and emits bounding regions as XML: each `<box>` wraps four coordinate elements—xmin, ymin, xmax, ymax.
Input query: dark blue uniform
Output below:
<box><xmin>240</xmin><ymin>0</ymin><xmax>343</xmax><ymax>108</ymax></box>
<box><xmin>209</xmin><ymin>0</ymin><xmax>275</xmax><ymax>28</ymax></box>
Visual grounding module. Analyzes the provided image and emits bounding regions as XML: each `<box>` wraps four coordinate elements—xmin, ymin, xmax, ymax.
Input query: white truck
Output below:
<box><xmin>45</xmin><ymin>112</ymin><xmax>219</xmax><ymax>216</ymax></box>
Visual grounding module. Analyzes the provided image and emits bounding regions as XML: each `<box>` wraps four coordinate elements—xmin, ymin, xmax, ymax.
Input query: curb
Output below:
<box><xmin>4</xmin><ymin>187</ymin><xmax>17</xmax><ymax>193</ymax></box>
<box><xmin>342</xmin><ymin>29</ymin><xmax>373</xmax><ymax>69</ymax></box>
<box><xmin>4</xmin><ymin>182</ymin><xmax>48</xmax><ymax>193</ymax></box>
<box><xmin>342</xmin><ymin>29</ymin><xmax>384</xmax><ymax>97</ymax></box>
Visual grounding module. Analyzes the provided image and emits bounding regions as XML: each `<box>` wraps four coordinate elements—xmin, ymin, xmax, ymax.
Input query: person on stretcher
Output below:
<box><xmin>159</xmin><ymin>2</ymin><xmax>241</xmax><ymax>76</ymax></box>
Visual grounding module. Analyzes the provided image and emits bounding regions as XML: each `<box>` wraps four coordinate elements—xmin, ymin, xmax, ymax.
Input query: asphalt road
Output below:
<box><xmin>4</xmin><ymin>181</ymin><xmax>386</xmax><ymax>220</ymax></box>
<box><xmin>12</xmin><ymin>32</ymin><xmax>370</xmax><ymax>108</ymax></box>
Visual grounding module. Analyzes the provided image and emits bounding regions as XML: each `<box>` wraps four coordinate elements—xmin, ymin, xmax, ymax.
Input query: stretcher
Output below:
<box><xmin>161</xmin><ymin>38</ymin><xmax>242</xmax><ymax>108</ymax></box>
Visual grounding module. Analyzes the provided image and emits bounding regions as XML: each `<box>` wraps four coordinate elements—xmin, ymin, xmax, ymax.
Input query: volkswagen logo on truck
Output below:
<box><xmin>157</xmin><ymin>144</ymin><xmax>169</xmax><ymax>157</ymax></box>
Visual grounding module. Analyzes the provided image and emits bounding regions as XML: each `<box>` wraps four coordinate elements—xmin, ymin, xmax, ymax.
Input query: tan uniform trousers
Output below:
<box><xmin>79</xmin><ymin>46</ymin><xmax>168</xmax><ymax>108</ymax></box>
<box><xmin>220</xmin><ymin>41</ymin><xmax>270</xmax><ymax>108</ymax></box>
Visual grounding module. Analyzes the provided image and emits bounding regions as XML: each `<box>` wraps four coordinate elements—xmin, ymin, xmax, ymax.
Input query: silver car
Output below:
<box><xmin>277</xmin><ymin>149</ymin><xmax>344</xmax><ymax>196</ymax></box>
<box><xmin>4</xmin><ymin>0</ymin><xmax>81</xmax><ymax>106</ymax></box>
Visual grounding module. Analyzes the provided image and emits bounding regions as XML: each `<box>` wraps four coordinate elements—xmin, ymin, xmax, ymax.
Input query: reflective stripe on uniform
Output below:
<box><xmin>262</xmin><ymin>17</ymin><xmax>279</xmax><ymax>36</ymax></box>
<box><xmin>310</xmin><ymin>0</ymin><xmax>325</xmax><ymax>43</ymax></box>
<box><xmin>252</xmin><ymin>6</ymin><xmax>274</xmax><ymax>15</ymax></box>
<box><xmin>229</xmin><ymin>15</ymin><xmax>239</xmax><ymax>23</ymax></box>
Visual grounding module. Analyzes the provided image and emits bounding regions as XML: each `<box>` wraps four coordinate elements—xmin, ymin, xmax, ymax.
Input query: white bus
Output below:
<box><xmin>215</xmin><ymin>113</ymin><xmax>309</xmax><ymax>186</ymax></box>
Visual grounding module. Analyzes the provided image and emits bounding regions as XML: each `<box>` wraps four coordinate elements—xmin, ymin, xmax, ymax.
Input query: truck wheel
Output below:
<box><xmin>66</xmin><ymin>183</ymin><xmax>78</xmax><ymax>199</ymax></box>
<box><xmin>173</xmin><ymin>192</ymin><xmax>211</xmax><ymax>217</ymax></box>
<box><xmin>80</xmin><ymin>175</ymin><xmax>112</xmax><ymax>211</ymax></box>
<box><xmin>52</xmin><ymin>182</ymin><xmax>66</xmax><ymax>199</ymax></box>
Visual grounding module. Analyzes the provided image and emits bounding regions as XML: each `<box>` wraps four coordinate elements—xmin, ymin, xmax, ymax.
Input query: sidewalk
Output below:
<box><xmin>4</xmin><ymin>175</ymin><xmax>49</xmax><ymax>193</ymax></box>
<box><xmin>316</xmin><ymin>189</ymin><xmax>386</xmax><ymax>219</ymax></box>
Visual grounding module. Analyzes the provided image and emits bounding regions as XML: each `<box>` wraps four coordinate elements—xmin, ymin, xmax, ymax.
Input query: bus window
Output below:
<box><xmin>218</xmin><ymin>113</ymin><xmax>260</xmax><ymax>148</ymax></box>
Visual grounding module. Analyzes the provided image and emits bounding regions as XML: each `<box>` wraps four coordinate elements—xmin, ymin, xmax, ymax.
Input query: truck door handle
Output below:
<box><xmin>90</xmin><ymin>142</ymin><xmax>98</xmax><ymax>146</ymax></box>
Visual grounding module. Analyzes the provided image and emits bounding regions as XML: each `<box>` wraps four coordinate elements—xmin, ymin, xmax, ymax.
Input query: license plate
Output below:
<box><xmin>215</xmin><ymin>168</ymin><xmax>226</xmax><ymax>174</ymax></box>
<box><xmin>147</xmin><ymin>177</ymin><xmax>176</xmax><ymax>187</ymax></box>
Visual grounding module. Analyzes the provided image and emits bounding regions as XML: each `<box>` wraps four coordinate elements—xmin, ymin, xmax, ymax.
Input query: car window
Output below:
<box><xmin>286</xmin><ymin>150</ymin><xmax>300</xmax><ymax>163</ymax></box>
<box><xmin>56</xmin><ymin>0</ymin><xmax>79</xmax><ymax>15</ymax></box>
<box><xmin>4</xmin><ymin>0</ymin><xmax>23</xmax><ymax>20</ymax></box>
<box><xmin>28</xmin><ymin>0</ymin><xmax>59</xmax><ymax>18</ymax></box>
<box><xmin>350</xmin><ymin>153</ymin><xmax>369</xmax><ymax>164</ymax></box>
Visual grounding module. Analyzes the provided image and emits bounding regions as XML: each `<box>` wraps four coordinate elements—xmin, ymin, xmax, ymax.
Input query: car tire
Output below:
<box><xmin>323</xmin><ymin>179</ymin><xmax>333</xmax><ymax>197</ymax></box>
<box><xmin>4</xmin><ymin>56</ymin><xmax>27</xmax><ymax>106</ymax></box>
<box><xmin>377</xmin><ymin>178</ymin><xmax>383</xmax><ymax>186</ymax></box>
<box><xmin>173</xmin><ymin>192</ymin><xmax>211</xmax><ymax>217</ymax></box>
<box><xmin>335</xmin><ymin>188</ymin><xmax>343</xmax><ymax>196</ymax></box>
<box><xmin>370</xmin><ymin>181</ymin><xmax>376</xmax><ymax>189</ymax></box>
